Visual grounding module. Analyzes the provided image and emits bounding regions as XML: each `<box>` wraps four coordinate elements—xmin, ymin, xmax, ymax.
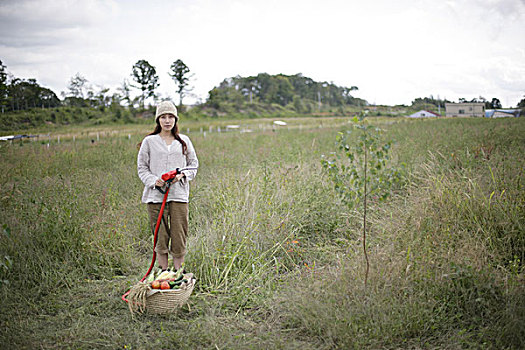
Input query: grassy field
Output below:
<box><xmin>1</xmin><ymin>116</ymin><xmax>524</xmax><ymax>349</ymax></box>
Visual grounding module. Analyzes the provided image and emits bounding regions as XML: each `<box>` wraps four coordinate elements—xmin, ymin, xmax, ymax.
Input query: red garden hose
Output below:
<box><xmin>121</xmin><ymin>182</ymin><xmax>171</xmax><ymax>303</ymax></box>
<box><xmin>121</xmin><ymin>167</ymin><xmax>198</xmax><ymax>303</ymax></box>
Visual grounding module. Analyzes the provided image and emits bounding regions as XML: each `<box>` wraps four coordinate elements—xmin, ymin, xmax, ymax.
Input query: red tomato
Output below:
<box><xmin>151</xmin><ymin>280</ymin><xmax>161</xmax><ymax>289</ymax></box>
<box><xmin>160</xmin><ymin>281</ymin><xmax>170</xmax><ymax>290</ymax></box>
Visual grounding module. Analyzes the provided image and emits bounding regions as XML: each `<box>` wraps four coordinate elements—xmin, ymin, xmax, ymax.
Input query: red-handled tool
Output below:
<box><xmin>121</xmin><ymin>166</ymin><xmax>197</xmax><ymax>303</ymax></box>
<box><xmin>155</xmin><ymin>167</ymin><xmax>199</xmax><ymax>194</ymax></box>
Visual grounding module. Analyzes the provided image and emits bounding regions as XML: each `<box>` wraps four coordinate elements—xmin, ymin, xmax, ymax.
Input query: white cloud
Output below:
<box><xmin>1</xmin><ymin>0</ymin><xmax>524</xmax><ymax>106</ymax></box>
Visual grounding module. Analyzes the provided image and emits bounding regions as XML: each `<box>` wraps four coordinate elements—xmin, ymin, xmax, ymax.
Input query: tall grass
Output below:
<box><xmin>273</xmin><ymin>117</ymin><xmax>525</xmax><ymax>349</ymax></box>
<box><xmin>0</xmin><ymin>117</ymin><xmax>523</xmax><ymax>349</ymax></box>
<box><xmin>0</xmin><ymin>137</ymin><xmax>144</xmax><ymax>298</ymax></box>
<box><xmin>185</xmin><ymin>129</ymin><xmax>346</xmax><ymax>310</ymax></box>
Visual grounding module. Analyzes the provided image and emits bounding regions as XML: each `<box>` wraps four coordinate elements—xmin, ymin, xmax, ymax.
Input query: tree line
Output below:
<box><xmin>0</xmin><ymin>61</ymin><xmax>61</xmax><ymax>113</ymax></box>
<box><xmin>1</xmin><ymin>58</ymin><xmax>364</xmax><ymax>116</ymax></box>
<box><xmin>205</xmin><ymin>73</ymin><xmax>364</xmax><ymax>113</ymax></box>
<box><xmin>410</xmin><ymin>95</ymin><xmax>509</xmax><ymax>110</ymax></box>
<box><xmin>2</xmin><ymin>57</ymin><xmax>521</xmax><ymax>118</ymax></box>
<box><xmin>0</xmin><ymin>58</ymin><xmax>193</xmax><ymax>114</ymax></box>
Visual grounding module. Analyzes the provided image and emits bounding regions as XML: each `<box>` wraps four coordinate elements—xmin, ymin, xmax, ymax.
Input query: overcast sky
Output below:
<box><xmin>1</xmin><ymin>0</ymin><xmax>524</xmax><ymax>107</ymax></box>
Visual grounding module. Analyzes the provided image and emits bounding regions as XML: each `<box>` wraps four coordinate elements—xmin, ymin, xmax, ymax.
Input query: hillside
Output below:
<box><xmin>1</xmin><ymin>70</ymin><xmax>457</xmax><ymax>133</ymax></box>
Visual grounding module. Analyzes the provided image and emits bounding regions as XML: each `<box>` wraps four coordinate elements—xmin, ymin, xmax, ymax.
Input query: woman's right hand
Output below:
<box><xmin>155</xmin><ymin>178</ymin><xmax>165</xmax><ymax>187</ymax></box>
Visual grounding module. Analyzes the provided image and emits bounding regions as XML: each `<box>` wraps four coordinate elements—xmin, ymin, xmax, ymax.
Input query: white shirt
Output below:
<box><xmin>137</xmin><ymin>134</ymin><xmax>198</xmax><ymax>203</ymax></box>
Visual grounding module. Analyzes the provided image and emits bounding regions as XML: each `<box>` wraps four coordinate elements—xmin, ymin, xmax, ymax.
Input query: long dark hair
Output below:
<box><xmin>137</xmin><ymin>119</ymin><xmax>187</xmax><ymax>154</ymax></box>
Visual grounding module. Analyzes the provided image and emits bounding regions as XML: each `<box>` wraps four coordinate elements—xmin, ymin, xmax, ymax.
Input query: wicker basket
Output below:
<box><xmin>145</xmin><ymin>277</ymin><xmax>196</xmax><ymax>314</ymax></box>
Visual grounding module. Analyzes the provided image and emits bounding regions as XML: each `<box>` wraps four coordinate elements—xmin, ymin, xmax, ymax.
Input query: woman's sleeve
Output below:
<box><xmin>181</xmin><ymin>137</ymin><xmax>198</xmax><ymax>181</ymax></box>
<box><xmin>137</xmin><ymin>138</ymin><xmax>157</xmax><ymax>188</ymax></box>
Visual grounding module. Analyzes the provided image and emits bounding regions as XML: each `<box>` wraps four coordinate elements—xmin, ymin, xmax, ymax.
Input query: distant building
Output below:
<box><xmin>445</xmin><ymin>103</ymin><xmax>485</xmax><ymax>118</ymax></box>
<box><xmin>407</xmin><ymin>110</ymin><xmax>440</xmax><ymax>118</ymax></box>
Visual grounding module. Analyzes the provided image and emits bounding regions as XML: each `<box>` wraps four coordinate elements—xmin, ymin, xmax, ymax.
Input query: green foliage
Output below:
<box><xmin>517</xmin><ymin>96</ymin><xmax>525</xmax><ymax>116</ymax></box>
<box><xmin>5</xmin><ymin>78</ymin><xmax>60</xmax><ymax>112</ymax></box>
<box><xmin>0</xmin><ymin>106</ymin><xmax>137</xmax><ymax>131</ymax></box>
<box><xmin>205</xmin><ymin>73</ymin><xmax>365</xmax><ymax>116</ymax></box>
<box><xmin>169</xmin><ymin>59</ymin><xmax>193</xmax><ymax>108</ymax></box>
<box><xmin>433</xmin><ymin>262</ymin><xmax>504</xmax><ymax>328</ymax></box>
<box><xmin>488</xmin><ymin>97</ymin><xmax>502</xmax><ymax>109</ymax></box>
<box><xmin>0</xmin><ymin>138</ymin><xmax>142</xmax><ymax>299</ymax></box>
<box><xmin>411</xmin><ymin>95</ymin><xmax>449</xmax><ymax>107</ymax></box>
<box><xmin>518</xmin><ymin>96</ymin><xmax>525</xmax><ymax>108</ymax></box>
<box><xmin>458</xmin><ymin>95</ymin><xmax>505</xmax><ymax>109</ymax></box>
<box><xmin>0</xmin><ymin>60</ymin><xmax>8</xmax><ymax>113</ymax></box>
<box><xmin>0</xmin><ymin>61</ymin><xmax>60</xmax><ymax>113</ymax></box>
<box><xmin>0</xmin><ymin>224</ymin><xmax>12</xmax><ymax>286</ymax></box>
<box><xmin>321</xmin><ymin>113</ymin><xmax>406</xmax><ymax>210</ymax></box>
<box><xmin>277</xmin><ymin>117</ymin><xmax>525</xmax><ymax>349</ymax></box>
<box><xmin>131</xmin><ymin>59</ymin><xmax>159</xmax><ymax>108</ymax></box>
<box><xmin>66</xmin><ymin>73</ymin><xmax>88</xmax><ymax>99</ymax></box>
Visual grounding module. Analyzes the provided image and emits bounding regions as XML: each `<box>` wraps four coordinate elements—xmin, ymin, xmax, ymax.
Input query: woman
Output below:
<box><xmin>137</xmin><ymin>101</ymin><xmax>198</xmax><ymax>271</ymax></box>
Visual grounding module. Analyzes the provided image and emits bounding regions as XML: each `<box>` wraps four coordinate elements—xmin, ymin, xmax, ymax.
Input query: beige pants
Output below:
<box><xmin>147</xmin><ymin>202</ymin><xmax>189</xmax><ymax>259</ymax></box>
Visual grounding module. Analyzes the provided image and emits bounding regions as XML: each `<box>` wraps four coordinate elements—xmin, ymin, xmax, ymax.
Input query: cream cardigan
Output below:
<box><xmin>137</xmin><ymin>134</ymin><xmax>198</xmax><ymax>203</ymax></box>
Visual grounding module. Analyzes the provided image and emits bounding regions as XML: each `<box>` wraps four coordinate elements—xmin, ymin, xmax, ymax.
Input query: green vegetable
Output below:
<box><xmin>173</xmin><ymin>274</ymin><xmax>184</xmax><ymax>282</ymax></box>
<box><xmin>173</xmin><ymin>268</ymin><xmax>183</xmax><ymax>280</ymax></box>
<box><xmin>168</xmin><ymin>279</ymin><xmax>188</xmax><ymax>289</ymax></box>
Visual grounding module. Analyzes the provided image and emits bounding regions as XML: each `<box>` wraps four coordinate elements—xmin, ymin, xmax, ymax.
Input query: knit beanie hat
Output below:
<box><xmin>155</xmin><ymin>101</ymin><xmax>178</xmax><ymax>122</ymax></box>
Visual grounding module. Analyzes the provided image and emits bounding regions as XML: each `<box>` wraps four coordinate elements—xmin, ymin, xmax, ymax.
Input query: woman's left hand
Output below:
<box><xmin>175</xmin><ymin>173</ymin><xmax>185</xmax><ymax>182</ymax></box>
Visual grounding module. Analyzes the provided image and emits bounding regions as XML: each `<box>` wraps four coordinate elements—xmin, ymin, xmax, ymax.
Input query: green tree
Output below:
<box><xmin>94</xmin><ymin>86</ymin><xmax>111</xmax><ymax>109</ymax></box>
<box><xmin>472</xmin><ymin>96</ymin><xmax>487</xmax><ymax>103</ymax></box>
<box><xmin>0</xmin><ymin>60</ymin><xmax>8</xmax><ymax>113</ymax></box>
<box><xmin>517</xmin><ymin>96</ymin><xmax>525</xmax><ymax>108</ymax></box>
<box><xmin>7</xmin><ymin>78</ymin><xmax>59</xmax><ymax>111</ymax></box>
<box><xmin>322</xmin><ymin>112</ymin><xmax>406</xmax><ymax>285</ymax></box>
<box><xmin>274</xmin><ymin>75</ymin><xmax>294</xmax><ymax>105</ymax></box>
<box><xmin>131</xmin><ymin>60</ymin><xmax>159</xmax><ymax>108</ymax></box>
<box><xmin>293</xmin><ymin>95</ymin><xmax>305</xmax><ymax>113</ymax></box>
<box><xmin>67</xmin><ymin>73</ymin><xmax>88</xmax><ymax>99</ymax></box>
<box><xmin>38</xmin><ymin>86</ymin><xmax>60</xmax><ymax>108</ymax></box>
<box><xmin>517</xmin><ymin>96</ymin><xmax>525</xmax><ymax>117</ymax></box>
<box><xmin>204</xmin><ymin>72</ymin><xmax>363</xmax><ymax>113</ymax></box>
<box><xmin>169</xmin><ymin>59</ymin><xmax>193</xmax><ymax>108</ymax></box>
<box><xmin>117</xmin><ymin>79</ymin><xmax>132</xmax><ymax>107</ymax></box>
<box><xmin>412</xmin><ymin>96</ymin><xmax>449</xmax><ymax>108</ymax></box>
<box><xmin>0</xmin><ymin>63</ymin><xmax>60</xmax><ymax>112</ymax></box>
<box><xmin>489</xmin><ymin>97</ymin><xmax>502</xmax><ymax>109</ymax></box>
<box><xmin>207</xmin><ymin>78</ymin><xmax>244</xmax><ymax>109</ymax></box>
